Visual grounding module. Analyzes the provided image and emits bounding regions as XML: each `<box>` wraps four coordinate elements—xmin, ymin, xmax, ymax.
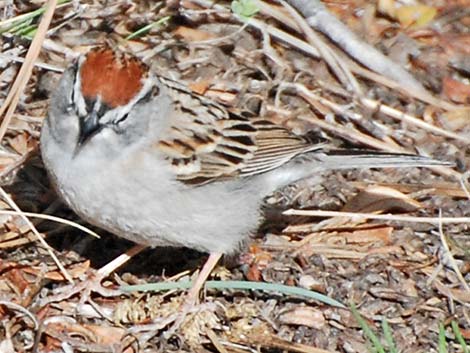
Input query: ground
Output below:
<box><xmin>0</xmin><ymin>0</ymin><xmax>469</xmax><ymax>352</ymax></box>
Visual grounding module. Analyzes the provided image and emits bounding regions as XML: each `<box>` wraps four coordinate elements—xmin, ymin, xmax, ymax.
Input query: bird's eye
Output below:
<box><xmin>141</xmin><ymin>85</ymin><xmax>159</xmax><ymax>103</ymax></box>
<box><xmin>152</xmin><ymin>85</ymin><xmax>160</xmax><ymax>97</ymax></box>
<box><xmin>115</xmin><ymin>113</ymin><xmax>129</xmax><ymax>126</ymax></box>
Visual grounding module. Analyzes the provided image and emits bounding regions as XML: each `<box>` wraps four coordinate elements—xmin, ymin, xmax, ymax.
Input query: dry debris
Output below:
<box><xmin>0</xmin><ymin>0</ymin><xmax>469</xmax><ymax>352</ymax></box>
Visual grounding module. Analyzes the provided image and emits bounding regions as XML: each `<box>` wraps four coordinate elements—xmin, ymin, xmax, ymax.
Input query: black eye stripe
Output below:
<box><xmin>114</xmin><ymin>113</ymin><xmax>129</xmax><ymax>125</ymax></box>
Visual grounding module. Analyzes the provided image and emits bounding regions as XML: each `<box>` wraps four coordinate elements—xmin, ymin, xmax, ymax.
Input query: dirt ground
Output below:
<box><xmin>0</xmin><ymin>0</ymin><xmax>470</xmax><ymax>352</ymax></box>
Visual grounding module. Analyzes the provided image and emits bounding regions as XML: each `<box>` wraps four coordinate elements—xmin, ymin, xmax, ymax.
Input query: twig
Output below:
<box><xmin>0</xmin><ymin>0</ymin><xmax>58</xmax><ymax>142</ymax></box>
<box><xmin>0</xmin><ymin>187</ymin><xmax>73</xmax><ymax>284</ymax></box>
<box><xmin>0</xmin><ymin>208</ymin><xmax>100</xmax><ymax>238</ymax></box>
<box><xmin>0</xmin><ymin>52</ymin><xmax>64</xmax><ymax>72</ymax></box>
<box><xmin>459</xmin><ymin>171</ymin><xmax>470</xmax><ymax>201</ymax></box>
<box><xmin>279</xmin><ymin>0</ymin><xmax>361</xmax><ymax>95</ymax></box>
<box><xmin>283</xmin><ymin>209</ymin><xmax>470</xmax><ymax>225</ymax></box>
<box><xmin>0</xmin><ymin>300</ymin><xmax>39</xmax><ymax>330</ymax></box>
<box><xmin>246</xmin><ymin>0</ymin><xmax>459</xmax><ymax>110</ymax></box>
<box><xmin>359</xmin><ymin>97</ymin><xmax>469</xmax><ymax>144</ymax></box>
<box><xmin>283</xmin><ymin>0</ymin><xmax>425</xmax><ymax>94</ymax></box>
<box><xmin>206</xmin><ymin>329</ymin><xmax>230</xmax><ymax>353</ymax></box>
<box><xmin>436</xmin><ymin>210</ymin><xmax>470</xmax><ymax>292</ymax></box>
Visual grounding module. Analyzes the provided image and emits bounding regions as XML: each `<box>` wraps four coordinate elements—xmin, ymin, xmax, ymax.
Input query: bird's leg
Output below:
<box><xmin>166</xmin><ymin>251</ymin><xmax>223</xmax><ymax>336</ymax></box>
<box><xmin>186</xmin><ymin>252</ymin><xmax>223</xmax><ymax>305</ymax></box>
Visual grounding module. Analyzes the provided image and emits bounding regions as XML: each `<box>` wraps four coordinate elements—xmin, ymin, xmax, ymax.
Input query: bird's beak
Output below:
<box><xmin>77</xmin><ymin>109</ymin><xmax>102</xmax><ymax>148</ymax></box>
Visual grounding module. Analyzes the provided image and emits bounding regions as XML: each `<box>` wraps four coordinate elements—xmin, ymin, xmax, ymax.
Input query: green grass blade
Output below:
<box><xmin>121</xmin><ymin>279</ymin><xmax>345</xmax><ymax>308</ymax></box>
<box><xmin>350</xmin><ymin>303</ymin><xmax>385</xmax><ymax>353</ymax></box>
<box><xmin>451</xmin><ymin>321</ymin><xmax>469</xmax><ymax>353</ymax></box>
<box><xmin>14</xmin><ymin>24</ymin><xmax>37</xmax><ymax>38</ymax></box>
<box><xmin>439</xmin><ymin>323</ymin><xmax>448</xmax><ymax>353</ymax></box>
<box><xmin>125</xmin><ymin>16</ymin><xmax>170</xmax><ymax>40</ymax></box>
<box><xmin>381</xmin><ymin>318</ymin><xmax>397</xmax><ymax>353</ymax></box>
<box><xmin>0</xmin><ymin>0</ymin><xmax>70</xmax><ymax>35</ymax></box>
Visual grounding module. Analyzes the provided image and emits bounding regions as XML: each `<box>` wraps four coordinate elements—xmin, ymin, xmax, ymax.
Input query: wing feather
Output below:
<box><xmin>155</xmin><ymin>77</ymin><xmax>324</xmax><ymax>184</ymax></box>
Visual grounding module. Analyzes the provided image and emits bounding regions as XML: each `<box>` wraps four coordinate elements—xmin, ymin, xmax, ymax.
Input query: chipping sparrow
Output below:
<box><xmin>41</xmin><ymin>47</ymin><xmax>447</xmax><ymax>297</ymax></box>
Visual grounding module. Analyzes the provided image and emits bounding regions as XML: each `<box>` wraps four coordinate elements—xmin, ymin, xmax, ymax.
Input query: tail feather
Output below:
<box><xmin>264</xmin><ymin>149</ymin><xmax>452</xmax><ymax>191</ymax></box>
<box><xmin>316</xmin><ymin>149</ymin><xmax>452</xmax><ymax>169</ymax></box>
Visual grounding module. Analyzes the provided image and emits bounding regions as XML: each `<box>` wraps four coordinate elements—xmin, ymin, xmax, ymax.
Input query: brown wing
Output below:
<box><xmin>156</xmin><ymin>77</ymin><xmax>324</xmax><ymax>184</ymax></box>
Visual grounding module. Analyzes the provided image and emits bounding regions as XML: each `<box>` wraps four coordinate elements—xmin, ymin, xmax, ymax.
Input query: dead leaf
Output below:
<box><xmin>4</xmin><ymin>268</ymin><xmax>30</xmax><ymax>294</ymax></box>
<box><xmin>173</xmin><ymin>26</ymin><xmax>215</xmax><ymax>41</ymax></box>
<box><xmin>439</xmin><ymin>108</ymin><xmax>470</xmax><ymax>132</ymax></box>
<box><xmin>377</xmin><ymin>0</ymin><xmax>398</xmax><ymax>18</ymax></box>
<box><xmin>350</xmin><ymin>181</ymin><xmax>467</xmax><ymax>198</ymax></box>
<box><xmin>83</xmin><ymin>324</ymin><xmax>126</xmax><ymax>345</ymax></box>
<box><xmin>368</xmin><ymin>245</ymin><xmax>403</xmax><ymax>256</ymax></box>
<box><xmin>442</xmin><ymin>76</ymin><xmax>470</xmax><ymax>104</ymax></box>
<box><xmin>298</xmin><ymin>274</ymin><xmax>326</xmax><ymax>293</ymax></box>
<box><xmin>8</xmin><ymin>133</ymin><xmax>29</xmax><ymax>155</ymax></box>
<box><xmin>342</xmin><ymin>185</ymin><xmax>422</xmax><ymax>213</ymax></box>
<box><xmin>246</xmin><ymin>245</ymin><xmax>272</xmax><ymax>281</ymax></box>
<box><xmin>378</xmin><ymin>0</ymin><xmax>437</xmax><ymax>28</ymax></box>
<box><xmin>341</xmin><ymin>226</ymin><xmax>393</xmax><ymax>245</ymax></box>
<box><xmin>395</xmin><ymin>5</ymin><xmax>437</xmax><ymax>28</ymax></box>
<box><xmin>434</xmin><ymin>281</ymin><xmax>470</xmax><ymax>303</ymax></box>
<box><xmin>278</xmin><ymin>306</ymin><xmax>326</xmax><ymax>329</ymax></box>
<box><xmin>23</xmin><ymin>260</ymin><xmax>91</xmax><ymax>281</ymax></box>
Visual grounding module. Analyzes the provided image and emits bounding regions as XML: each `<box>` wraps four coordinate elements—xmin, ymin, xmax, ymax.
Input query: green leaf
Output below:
<box><xmin>231</xmin><ymin>0</ymin><xmax>259</xmax><ymax>19</ymax></box>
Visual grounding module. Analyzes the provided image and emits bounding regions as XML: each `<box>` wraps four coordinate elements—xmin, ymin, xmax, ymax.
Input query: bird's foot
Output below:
<box><xmin>164</xmin><ymin>252</ymin><xmax>223</xmax><ymax>336</ymax></box>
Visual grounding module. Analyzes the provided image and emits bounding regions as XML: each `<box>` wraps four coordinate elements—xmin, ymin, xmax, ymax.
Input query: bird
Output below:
<box><xmin>40</xmin><ymin>46</ymin><xmax>448</xmax><ymax>309</ymax></box>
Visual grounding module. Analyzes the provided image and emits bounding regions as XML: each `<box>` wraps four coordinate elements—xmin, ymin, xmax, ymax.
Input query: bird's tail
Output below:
<box><xmin>264</xmin><ymin>149</ymin><xmax>452</xmax><ymax>191</ymax></box>
<box><xmin>314</xmin><ymin>149</ymin><xmax>452</xmax><ymax>169</ymax></box>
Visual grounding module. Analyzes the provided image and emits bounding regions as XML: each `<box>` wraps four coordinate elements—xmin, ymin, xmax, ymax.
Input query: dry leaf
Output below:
<box><xmin>442</xmin><ymin>76</ymin><xmax>470</xmax><ymax>104</ymax></box>
<box><xmin>23</xmin><ymin>260</ymin><xmax>91</xmax><ymax>281</ymax></box>
<box><xmin>4</xmin><ymin>268</ymin><xmax>30</xmax><ymax>294</ymax></box>
<box><xmin>341</xmin><ymin>226</ymin><xmax>393</xmax><ymax>245</ymax></box>
<box><xmin>278</xmin><ymin>306</ymin><xmax>326</xmax><ymax>329</ymax></box>
<box><xmin>439</xmin><ymin>108</ymin><xmax>470</xmax><ymax>132</ymax></box>
<box><xmin>246</xmin><ymin>245</ymin><xmax>272</xmax><ymax>281</ymax></box>
<box><xmin>377</xmin><ymin>0</ymin><xmax>397</xmax><ymax>18</ymax></box>
<box><xmin>82</xmin><ymin>324</ymin><xmax>126</xmax><ymax>345</ymax></box>
<box><xmin>435</xmin><ymin>281</ymin><xmax>470</xmax><ymax>303</ymax></box>
<box><xmin>378</xmin><ymin>0</ymin><xmax>437</xmax><ymax>28</ymax></box>
<box><xmin>173</xmin><ymin>26</ymin><xmax>215</xmax><ymax>41</ymax></box>
<box><xmin>395</xmin><ymin>5</ymin><xmax>437</xmax><ymax>28</ymax></box>
<box><xmin>8</xmin><ymin>133</ymin><xmax>29</xmax><ymax>155</ymax></box>
<box><xmin>342</xmin><ymin>185</ymin><xmax>422</xmax><ymax>213</ymax></box>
